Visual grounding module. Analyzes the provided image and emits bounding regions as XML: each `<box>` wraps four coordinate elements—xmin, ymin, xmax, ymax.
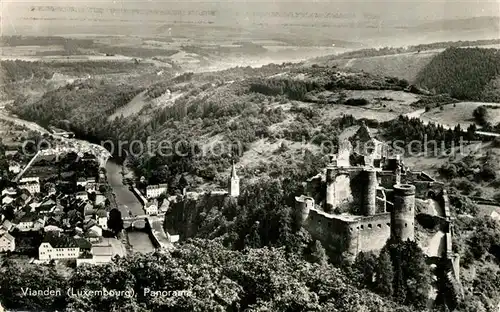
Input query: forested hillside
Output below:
<box><xmin>5</xmin><ymin>51</ymin><xmax>500</xmax><ymax>311</ymax></box>
<box><xmin>415</xmin><ymin>48</ymin><xmax>500</xmax><ymax>101</ymax></box>
<box><xmin>11</xmin><ymin>64</ymin><xmax>409</xmax><ymax>189</ymax></box>
<box><xmin>0</xmin><ymin>239</ymin><xmax>416</xmax><ymax>312</ymax></box>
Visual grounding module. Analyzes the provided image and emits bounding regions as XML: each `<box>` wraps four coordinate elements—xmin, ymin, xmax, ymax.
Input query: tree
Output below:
<box><xmin>375</xmin><ymin>250</ymin><xmax>394</xmax><ymax>297</ymax></box>
<box><xmin>309</xmin><ymin>240</ymin><xmax>328</xmax><ymax>266</ymax></box>
<box><xmin>107</xmin><ymin>208</ymin><xmax>124</xmax><ymax>235</ymax></box>
<box><xmin>473</xmin><ymin>106</ymin><xmax>488</xmax><ymax>126</ymax></box>
<box><xmin>244</xmin><ymin>221</ymin><xmax>261</xmax><ymax>248</ymax></box>
<box><xmin>353</xmin><ymin>251</ymin><xmax>377</xmax><ymax>289</ymax></box>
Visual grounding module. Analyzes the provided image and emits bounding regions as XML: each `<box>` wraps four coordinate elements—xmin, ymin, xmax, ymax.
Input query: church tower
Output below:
<box><xmin>228</xmin><ymin>162</ymin><xmax>240</xmax><ymax>197</ymax></box>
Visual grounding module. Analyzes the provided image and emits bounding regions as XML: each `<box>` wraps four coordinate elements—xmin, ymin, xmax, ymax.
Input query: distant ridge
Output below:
<box><xmin>413</xmin><ymin>16</ymin><xmax>500</xmax><ymax>32</ymax></box>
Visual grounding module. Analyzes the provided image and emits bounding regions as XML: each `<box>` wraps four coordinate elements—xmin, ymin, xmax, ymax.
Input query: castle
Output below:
<box><xmin>295</xmin><ymin>122</ymin><xmax>453</xmax><ymax>260</ymax></box>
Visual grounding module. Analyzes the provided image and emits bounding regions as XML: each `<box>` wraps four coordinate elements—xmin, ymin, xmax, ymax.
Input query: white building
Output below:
<box><xmin>95</xmin><ymin>210</ymin><xmax>108</xmax><ymax>230</ymax></box>
<box><xmin>0</xmin><ymin>233</ymin><xmax>15</xmax><ymax>252</ymax></box>
<box><xmin>18</xmin><ymin>177</ymin><xmax>40</xmax><ymax>194</ymax></box>
<box><xmin>146</xmin><ymin>184</ymin><xmax>168</xmax><ymax>199</ymax></box>
<box><xmin>1</xmin><ymin>188</ymin><xmax>16</xmax><ymax>197</ymax></box>
<box><xmin>76</xmin><ymin>191</ymin><xmax>88</xmax><ymax>201</ymax></box>
<box><xmin>8</xmin><ymin>164</ymin><xmax>21</xmax><ymax>174</ymax></box>
<box><xmin>228</xmin><ymin>162</ymin><xmax>240</xmax><ymax>197</ymax></box>
<box><xmin>77</xmin><ymin>177</ymin><xmax>96</xmax><ymax>188</ymax></box>
<box><xmin>144</xmin><ymin>200</ymin><xmax>158</xmax><ymax>215</ymax></box>
<box><xmin>38</xmin><ymin>233</ymin><xmax>91</xmax><ymax>261</ymax></box>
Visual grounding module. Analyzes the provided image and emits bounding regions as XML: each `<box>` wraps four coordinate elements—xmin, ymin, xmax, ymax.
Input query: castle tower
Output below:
<box><xmin>395</xmin><ymin>164</ymin><xmax>402</xmax><ymax>185</ymax></box>
<box><xmin>391</xmin><ymin>184</ymin><xmax>415</xmax><ymax>242</ymax></box>
<box><xmin>295</xmin><ymin>195</ymin><xmax>313</xmax><ymax>227</ymax></box>
<box><xmin>362</xmin><ymin>168</ymin><xmax>377</xmax><ymax>216</ymax></box>
<box><xmin>325</xmin><ymin>167</ymin><xmax>335</xmax><ymax>212</ymax></box>
<box><xmin>228</xmin><ymin>162</ymin><xmax>240</xmax><ymax>197</ymax></box>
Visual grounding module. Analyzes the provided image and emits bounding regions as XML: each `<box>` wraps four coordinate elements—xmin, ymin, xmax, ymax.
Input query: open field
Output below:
<box><xmin>326</xmin><ymin>51</ymin><xmax>439</xmax><ymax>83</ymax></box>
<box><xmin>420</xmin><ymin>102</ymin><xmax>500</xmax><ymax>129</ymax></box>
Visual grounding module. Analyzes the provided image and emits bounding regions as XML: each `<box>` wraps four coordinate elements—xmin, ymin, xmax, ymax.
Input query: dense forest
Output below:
<box><xmin>414</xmin><ymin>48</ymin><xmax>500</xmax><ymax>101</ymax></box>
<box><xmin>0</xmin><ymin>239</ymin><xmax>416</xmax><ymax>312</ymax></box>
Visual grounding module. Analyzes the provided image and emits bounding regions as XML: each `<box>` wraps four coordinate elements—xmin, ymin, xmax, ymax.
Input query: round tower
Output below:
<box><xmin>362</xmin><ymin>168</ymin><xmax>377</xmax><ymax>216</ymax></box>
<box><xmin>325</xmin><ymin>167</ymin><xmax>335</xmax><ymax>212</ymax></box>
<box><xmin>295</xmin><ymin>196</ymin><xmax>313</xmax><ymax>226</ymax></box>
<box><xmin>391</xmin><ymin>184</ymin><xmax>415</xmax><ymax>242</ymax></box>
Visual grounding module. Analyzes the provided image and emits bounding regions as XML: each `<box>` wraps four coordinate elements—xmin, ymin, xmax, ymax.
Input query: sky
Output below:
<box><xmin>1</xmin><ymin>0</ymin><xmax>499</xmax><ymax>37</ymax></box>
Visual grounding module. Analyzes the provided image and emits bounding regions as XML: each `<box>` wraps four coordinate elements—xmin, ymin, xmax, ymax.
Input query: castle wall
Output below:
<box><xmin>378</xmin><ymin>171</ymin><xmax>396</xmax><ymax>189</ymax></box>
<box><xmin>333</xmin><ymin>173</ymin><xmax>352</xmax><ymax>209</ymax></box>
<box><xmin>376</xmin><ymin>197</ymin><xmax>386</xmax><ymax>213</ymax></box>
<box><xmin>304</xmin><ymin>208</ymin><xmax>358</xmax><ymax>256</ymax></box>
<box><xmin>353</xmin><ymin>212</ymin><xmax>392</xmax><ymax>253</ymax></box>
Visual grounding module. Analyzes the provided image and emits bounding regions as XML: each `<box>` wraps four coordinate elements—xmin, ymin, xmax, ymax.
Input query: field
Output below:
<box><xmin>325</xmin><ymin>50</ymin><xmax>440</xmax><ymax>83</ymax></box>
<box><xmin>419</xmin><ymin>102</ymin><xmax>500</xmax><ymax>129</ymax></box>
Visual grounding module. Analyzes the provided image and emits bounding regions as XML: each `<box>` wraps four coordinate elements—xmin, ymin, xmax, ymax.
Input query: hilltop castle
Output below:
<box><xmin>295</xmin><ymin>123</ymin><xmax>452</xmax><ymax>259</ymax></box>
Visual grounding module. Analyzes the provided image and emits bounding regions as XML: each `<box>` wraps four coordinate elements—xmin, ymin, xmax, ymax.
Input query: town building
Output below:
<box><xmin>18</xmin><ymin>177</ymin><xmax>40</xmax><ymax>194</ymax></box>
<box><xmin>76</xmin><ymin>177</ymin><xmax>96</xmax><ymax>188</ymax></box>
<box><xmin>0</xmin><ymin>233</ymin><xmax>15</xmax><ymax>252</ymax></box>
<box><xmin>145</xmin><ymin>184</ymin><xmax>168</xmax><ymax>199</ymax></box>
<box><xmin>76</xmin><ymin>191</ymin><xmax>88</xmax><ymax>201</ymax></box>
<box><xmin>145</xmin><ymin>200</ymin><xmax>158</xmax><ymax>215</ymax></box>
<box><xmin>38</xmin><ymin>232</ymin><xmax>91</xmax><ymax>261</ymax></box>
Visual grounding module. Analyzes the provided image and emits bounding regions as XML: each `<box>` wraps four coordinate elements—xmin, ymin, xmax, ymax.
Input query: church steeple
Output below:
<box><xmin>228</xmin><ymin>161</ymin><xmax>240</xmax><ymax>197</ymax></box>
<box><xmin>230</xmin><ymin>161</ymin><xmax>238</xmax><ymax>178</ymax></box>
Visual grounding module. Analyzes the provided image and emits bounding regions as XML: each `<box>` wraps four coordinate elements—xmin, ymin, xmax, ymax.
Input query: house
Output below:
<box><xmin>18</xmin><ymin>177</ymin><xmax>40</xmax><ymax>194</ymax></box>
<box><xmin>14</xmin><ymin>213</ymin><xmax>38</xmax><ymax>231</ymax></box>
<box><xmin>2</xmin><ymin>195</ymin><xmax>14</xmax><ymax>205</ymax></box>
<box><xmin>144</xmin><ymin>200</ymin><xmax>158</xmax><ymax>215</ymax></box>
<box><xmin>44</xmin><ymin>225</ymin><xmax>64</xmax><ymax>232</ymax></box>
<box><xmin>85</xmin><ymin>182</ymin><xmax>97</xmax><ymax>192</ymax></box>
<box><xmin>17</xmin><ymin>191</ymin><xmax>32</xmax><ymax>206</ymax></box>
<box><xmin>94</xmin><ymin>192</ymin><xmax>106</xmax><ymax>206</ymax></box>
<box><xmin>95</xmin><ymin>210</ymin><xmax>108</xmax><ymax>229</ymax></box>
<box><xmin>76</xmin><ymin>191</ymin><xmax>88</xmax><ymax>201</ymax></box>
<box><xmin>8</xmin><ymin>164</ymin><xmax>21</xmax><ymax>174</ymax></box>
<box><xmin>91</xmin><ymin>245</ymin><xmax>113</xmax><ymax>264</ymax></box>
<box><xmin>2</xmin><ymin>188</ymin><xmax>17</xmax><ymax>197</ymax></box>
<box><xmin>0</xmin><ymin>233</ymin><xmax>15</xmax><ymax>252</ymax></box>
<box><xmin>38</xmin><ymin>232</ymin><xmax>91</xmax><ymax>261</ymax></box>
<box><xmin>145</xmin><ymin>184</ymin><xmax>168</xmax><ymax>199</ymax></box>
<box><xmin>33</xmin><ymin>218</ymin><xmax>45</xmax><ymax>231</ymax></box>
<box><xmin>158</xmin><ymin>199</ymin><xmax>170</xmax><ymax>213</ymax></box>
<box><xmin>38</xmin><ymin>199</ymin><xmax>56</xmax><ymax>214</ymax></box>
<box><xmin>1</xmin><ymin>220</ymin><xmax>13</xmax><ymax>232</ymax></box>
<box><xmin>76</xmin><ymin>251</ymin><xmax>94</xmax><ymax>266</ymax></box>
<box><xmin>76</xmin><ymin>177</ymin><xmax>96</xmax><ymax>188</ymax></box>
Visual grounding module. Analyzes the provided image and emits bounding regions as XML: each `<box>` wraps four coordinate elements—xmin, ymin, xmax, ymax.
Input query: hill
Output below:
<box><xmin>308</xmin><ymin>39</ymin><xmax>500</xmax><ymax>84</ymax></box>
<box><xmin>6</xmin><ymin>54</ymin><xmax>500</xmax><ymax>312</ymax></box>
<box><xmin>415</xmin><ymin>47</ymin><xmax>500</xmax><ymax>101</ymax></box>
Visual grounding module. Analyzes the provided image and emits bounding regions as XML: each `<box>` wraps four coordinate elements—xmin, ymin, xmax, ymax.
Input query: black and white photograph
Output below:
<box><xmin>0</xmin><ymin>0</ymin><xmax>499</xmax><ymax>311</ymax></box>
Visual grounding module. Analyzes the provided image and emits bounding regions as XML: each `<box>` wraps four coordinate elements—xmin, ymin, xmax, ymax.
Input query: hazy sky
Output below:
<box><xmin>1</xmin><ymin>0</ymin><xmax>499</xmax><ymax>36</ymax></box>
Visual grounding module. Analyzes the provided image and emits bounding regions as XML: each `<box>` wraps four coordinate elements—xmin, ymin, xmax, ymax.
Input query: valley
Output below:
<box><xmin>1</xmin><ymin>11</ymin><xmax>500</xmax><ymax>309</ymax></box>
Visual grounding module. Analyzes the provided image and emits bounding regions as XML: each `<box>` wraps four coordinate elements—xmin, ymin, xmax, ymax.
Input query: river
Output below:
<box><xmin>105</xmin><ymin>160</ymin><xmax>155</xmax><ymax>254</ymax></box>
<box><xmin>105</xmin><ymin>160</ymin><xmax>145</xmax><ymax>217</ymax></box>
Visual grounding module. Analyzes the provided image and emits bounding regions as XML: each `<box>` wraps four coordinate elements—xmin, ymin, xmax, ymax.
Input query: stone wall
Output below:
<box><xmin>353</xmin><ymin>213</ymin><xmax>391</xmax><ymax>253</ymax></box>
<box><xmin>304</xmin><ymin>208</ymin><xmax>357</xmax><ymax>256</ymax></box>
